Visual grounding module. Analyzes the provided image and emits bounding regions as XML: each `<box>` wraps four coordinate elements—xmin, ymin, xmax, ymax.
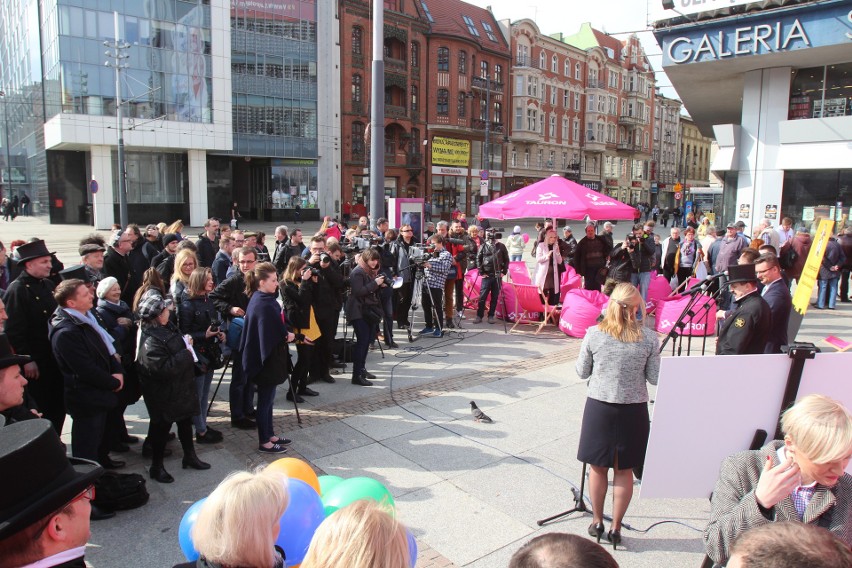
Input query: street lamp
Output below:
<box><xmin>0</xmin><ymin>90</ymin><xmax>11</xmax><ymax>200</ymax></box>
<box><xmin>104</xmin><ymin>12</ymin><xmax>131</xmax><ymax>228</ymax></box>
<box><xmin>470</xmin><ymin>73</ymin><xmax>501</xmax><ymax>204</ymax></box>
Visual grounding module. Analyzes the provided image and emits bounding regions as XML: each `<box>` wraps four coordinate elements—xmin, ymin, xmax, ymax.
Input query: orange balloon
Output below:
<box><xmin>267</xmin><ymin>458</ymin><xmax>321</xmax><ymax>494</ymax></box>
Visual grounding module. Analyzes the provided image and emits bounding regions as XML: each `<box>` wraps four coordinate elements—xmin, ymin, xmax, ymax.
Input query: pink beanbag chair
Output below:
<box><xmin>463</xmin><ymin>269</ymin><xmax>482</xmax><ymax>310</ymax></box>
<box><xmin>559</xmin><ymin>289</ymin><xmax>609</xmax><ymax>338</ymax></box>
<box><xmin>653</xmin><ymin>294</ymin><xmax>716</xmax><ymax>337</ymax></box>
<box><xmin>559</xmin><ymin>266</ymin><xmax>583</xmax><ymax>302</ymax></box>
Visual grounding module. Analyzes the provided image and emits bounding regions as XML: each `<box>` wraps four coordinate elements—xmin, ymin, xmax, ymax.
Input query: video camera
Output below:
<box><xmin>626</xmin><ymin>233</ymin><xmax>638</xmax><ymax>250</ymax></box>
<box><xmin>485</xmin><ymin>227</ymin><xmax>504</xmax><ymax>242</ymax></box>
<box><xmin>409</xmin><ymin>244</ymin><xmax>438</xmax><ymax>266</ymax></box>
<box><xmin>340</xmin><ymin>236</ymin><xmax>381</xmax><ymax>255</ymax></box>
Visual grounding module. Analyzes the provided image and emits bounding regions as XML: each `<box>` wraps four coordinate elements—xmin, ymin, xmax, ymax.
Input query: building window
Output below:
<box><xmin>351</xmin><ymin>74</ymin><xmax>362</xmax><ymax>103</ymax></box>
<box><xmin>563</xmin><ymin>89</ymin><xmax>570</xmax><ymax>108</ymax></box>
<box><xmin>562</xmin><ymin>118</ymin><xmax>569</xmax><ymax>140</ymax></box>
<box><xmin>458</xmin><ymin>50</ymin><xmax>467</xmax><ymax>74</ymax></box>
<box><xmin>562</xmin><ymin>152</ymin><xmax>568</xmax><ymax>169</ymax></box>
<box><xmin>573</xmin><ymin>119</ymin><xmax>580</xmax><ymax>142</ymax></box>
<box><xmin>462</xmin><ymin>15</ymin><xmax>480</xmax><ymax>37</ymax></box>
<box><xmin>587</xmin><ymin>94</ymin><xmax>595</xmax><ymax>112</ymax></box>
<box><xmin>351</xmin><ymin>121</ymin><xmax>365</xmax><ymax>161</ymax></box>
<box><xmin>550</xmin><ymin>54</ymin><xmax>558</xmax><ymax>73</ymax></box>
<box><xmin>549</xmin><ymin>114</ymin><xmax>556</xmax><ymax>137</ymax></box>
<box><xmin>437</xmin><ymin>47</ymin><xmax>449</xmax><ymax>72</ymax></box>
<box><xmin>480</xmin><ymin>60</ymin><xmax>488</xmax><ymax>80</ymax></box>
<box><xmin>564</xmin><ymin>59</ymin><xmax>570</xmax><ymax>77</ymax></box>
<box><xmin>482</xmin><ymin>21</ymin><xmax>498</xmax><ymax>42</ymax></box>
<box><xmin>574</xmin><ymin>62</ymin><xmax>581</xmax><ymax>80</ymax></box>
<box><xmin>514</xmin><ymin>74</ymin><xmax>524</xmax><ymax>96</ymax></box>
<box><xmin>479</xmin><ymin>99</ymin><xmax>487</xmax><ymax>121</ymax></box>
<box><xmin>587</xmin><ymin>121</ymin><xmax>595</xmax><ymax>141</ymax></box>
<box><xmin>494</xmin><ymin>64</ymin><xmax>503</xmax><ymax>84</ymax></box>
<box><xmin>524</xmin><ymin>149</ymin><xmax>530</xmax><ymax>167</ymax></box>
<box><xmin>537</xmin><ymin>149</ymin><xmax>543</xmax><ymax>168</ymax></box>
<box><xmin>411</xmin><ymin>41</ymin><xmax>420</xmax><ymax>68</ymax></box>
<box><xmin>539</xmin><ymin>50</ymin><xmax>546</xmax><ymax>69</ymax></box>
<box><xmin>574</xmin><ymin>92</ymin><xmax>581</xmax><ymax>111</ymax></box>
<box><xmin>411</xmin><ymin>85</ymin><xmax>418</xmax><ymax>111</ymax></box>
<box><xmin>514</xmin><ymin>106</ymin><xmax>523</xmax><ymax>130</ymax></box>
<box><xmin>493</xmin><ymin>101</ymin><xmax>502</xmax><ymax>124</ymax></box>
<box><xmin>437</xmin><ymin>89</ymin><xmax>449</xmax><ymax>114</ymax></box>
<box><xmin>511</xmin><ymin>148</ymin><xmax>517</xmax><ymax>167</ymax></box>
<box><xmin>527</xmin><ymin>108</ymin><xmax>537</xmax><ymax>130</ymax></box>
<box><xmin>458</xmin><ymin>92</ymin><xmax>467</xmax><ymax>117</ymax></box>
<box><xmin>352</xmin><ymin>26</ymin><xmax>363</xmax><ymax>55</ymax></box>
<box><xmin>527</xmin><ymin>77</ymin><xmax>538</xmax><ymax>98</ymax></box>
<box><xmin>550</xmin><ymin>86</ymin><xmax>557</xmax><ymax>106</ymax></box>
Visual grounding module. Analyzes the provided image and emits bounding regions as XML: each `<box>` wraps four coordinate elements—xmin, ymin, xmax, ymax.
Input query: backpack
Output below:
<box><xmin>780</xmin><ymin>245</ymin><xmax>798</xmax><ymax>270</ymax></box>
<box><xmin>93</xmin><ymin>472</ymin><xmax>150</xmax><ymax>511</ymax></box>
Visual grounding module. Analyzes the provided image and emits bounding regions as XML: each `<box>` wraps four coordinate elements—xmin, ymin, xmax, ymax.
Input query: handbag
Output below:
<box><xmin>362</xmin><ymin>304</ymin><xmax>383</xmax><ymax>326</ymax></box>
<box><xmin>195</xmin><ymin>340</ymin><xmax>225</xmax><ymax>373</ymax></box>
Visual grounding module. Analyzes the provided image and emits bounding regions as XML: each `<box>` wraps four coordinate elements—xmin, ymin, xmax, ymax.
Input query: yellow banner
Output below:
<box><xmin>431</xmin><ymin>137</ymin><xmax>470</xmax><ymax>167</ymax></box>
<box><xmin>792</xmin><ymin>218</ymin><xmax>834</xmax><ymax>315</ymax></box>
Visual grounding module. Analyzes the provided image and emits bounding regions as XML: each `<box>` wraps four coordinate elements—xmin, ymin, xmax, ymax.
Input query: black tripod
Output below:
<box><xmin>406</xmin><ymin>262</ymin><xmax>444</xmax><ymax>342</ymax></box>
<box><xmin>537</xmin><ymin>462</ymin><xmax>611</xmax><ymax>526</ymax></box>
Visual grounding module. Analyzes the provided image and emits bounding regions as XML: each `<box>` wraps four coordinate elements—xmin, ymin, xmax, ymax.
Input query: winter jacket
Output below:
<box><xmin>136</xmin><ymin>323</ymin><xmax>198</xmax><ymax>423</ymax></box>
<box><xmin>345</xmin><ymin>265</ymin><xmax>381</xmax><ymax>322</ymax></box>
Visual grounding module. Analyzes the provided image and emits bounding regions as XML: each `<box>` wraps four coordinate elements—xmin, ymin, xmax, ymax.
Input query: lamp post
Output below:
<box><xmin>471</xmin><ymin>74</ymin><xmax>501</xmax><ymax>206</ymax></box>
<box><xmin>0</xmin><ymin>91</ymin><xmax>12</xmax><ymax>201</ymax></box>
<box><xmin>104</xmin><ymin>12</ymin><xmax>131</xmax><ymax>228</ymax></box>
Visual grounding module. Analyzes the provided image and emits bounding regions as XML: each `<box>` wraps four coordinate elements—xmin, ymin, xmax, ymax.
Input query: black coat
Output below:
<box><xmin>103</xmin><ymin>248</ymin><xmax>131</xmax><ymax>299</ymax></box>
<box><xmin>3</xmin><ymin>272</ymin><xmax>57</xmax><ymax>363</ymax></box>
<box><xmin>211</xmin><ymin>250</ymin><xmax>231</xmax><ymax>285</ymax></box>
<box><xmin>210</xmin><ymin>272</ymin><xmax>250</xmax><ymax>321</ymax></box>
<box><xmin>96</xmin><ymin>299</ymin><xmax>137</xmax><ymax>359</ymax></box>
<box><xmin>49</xmin><ymin>308</ymin><xmax>123</xmax><ymax>416</ymax></box>
<box><xmin>716</xmin><ymin>291</ymin><xmax>772</xmax><ymax>355</ymax></box>
<box><xmin>761</xmin><ymin>279</ymin><xmax>792</xmax><ymax>354</ymax></box>
<box><xmin>178</xmin><ymin>295</ymin><xmax>219</xmax><ymax>343</ymax></box>
<box><xmin>281</xmin><ymin>279</ymin><xmax>315</xmax><ymax>329</ymax></box>
<box><xmin>345</xmin><ymin>265</ymin><xmax>380</xmax><ymax>322</ymax></box>
<box><xmin>196</xmin><ymin>234</ymin><xmax>218</xmax><ymax>268</ymax></box>
<box><xmin>311</xmin><ymin>259</ymin><xmax>345</xmax><ymax>317</ymax></box>
<box><xmin>136</xmin><ymin>323</ymin><xmax>198</xmax><ymax>422</ymax></box>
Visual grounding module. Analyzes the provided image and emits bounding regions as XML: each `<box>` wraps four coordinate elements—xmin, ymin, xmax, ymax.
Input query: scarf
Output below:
<box><xmin>64</xmin><ymin>308</ymin><xmax>117</xmax><ymax>356</ymax></box>
<box><xmin>356</xmin><ymin>254</ymin><xmax>378</xmax><ymax>279</ymax></box>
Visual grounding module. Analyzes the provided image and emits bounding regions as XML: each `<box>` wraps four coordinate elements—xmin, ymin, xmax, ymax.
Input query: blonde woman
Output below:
<box><xmin>171</xmin><ymin>249</ymin><xmax>198</xmax><ymax>303</ymax></box>
<box><xmin>576</xmin><ymin>283</ymin><xmax>659</xmax><ymax>549</ymax></box>
<box><xmin>173</xmin><ymin>468</ymin><xmax>289</xmax><ymax>568</ymax></box>
<box><xmin>165</xmin><ymin>219</ymin><xmax>185</xmax><ymax>238</ymax></box>
<box><xmin>302</xmin><ymin>500</ymin><xmax>410</xmax><ymax>568</ymax></box>
<box><xmin>704</xmin><ymin>394</ymin><xmax>852</xmax><ymax>565</ymax></box>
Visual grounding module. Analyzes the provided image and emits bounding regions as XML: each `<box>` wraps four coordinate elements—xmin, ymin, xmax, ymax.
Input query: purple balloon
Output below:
<box><xmin>275</xmin><ymin>478</ymin><xmax>326</xmax><ymax>566</ymax></box>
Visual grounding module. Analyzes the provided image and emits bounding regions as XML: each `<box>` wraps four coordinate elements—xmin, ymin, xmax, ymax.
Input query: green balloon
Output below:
<box><xmin>320</xmin><ymin>477</ymin><xmax>396</xmax><ymax>517</ymax></box>
<box><xmin>317</xmin><ymin>475</ymin><xmax>344</xmax><ymax>497</ymax></box>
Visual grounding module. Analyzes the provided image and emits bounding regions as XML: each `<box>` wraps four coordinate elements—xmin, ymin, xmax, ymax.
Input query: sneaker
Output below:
<box><xmin>473</xmin><ymin>316</ymin><xmax>483</xmax><ymax>324</ymax></box>
<box><xmin>458</xmin><ymin>311</ymin><xmax>466</xmax><ymax>320</ymax></box>
<box><xmin>488</xmin><ymin>316</ymin><xmax>496</xmax><ymax>324</ymax></box>
<box><xmin>419</xmin><ymin>327</ymin><xmax>435</xmax><ymax>335</ymax></box>
<box><xmin>270</xmin><ymin>437</ymin><xmax>292</xmax><ymax>445</ymax></box>
<box><xmin>432</xmin><ymin>329</ymin><xmax>443</xmax><ymax>338</ymax></box>
<box><xmin>258</xmin><ymin>443</ymin><xmax>288</xmax><ymax>454</ymax></box>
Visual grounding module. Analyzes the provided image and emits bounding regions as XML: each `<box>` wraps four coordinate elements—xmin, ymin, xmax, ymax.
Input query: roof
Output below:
<box><xmin>421</xmin><ymin>0</ymin><xmax>509</xmax><ymax>53</ymax></box>
<box><xmin>558</xmin><ymin>23</ymin><xmax>623</xmax><ymax>63</ymax></box>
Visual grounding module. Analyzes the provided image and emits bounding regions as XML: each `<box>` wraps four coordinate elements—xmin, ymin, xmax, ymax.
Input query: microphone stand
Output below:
<box><xmin>659</xmin><ymin>275</ymin><xmax>724</xmax><ymax>356</ymax></box>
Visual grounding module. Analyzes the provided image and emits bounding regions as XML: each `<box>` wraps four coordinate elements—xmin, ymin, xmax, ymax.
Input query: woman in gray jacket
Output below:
<box><xmin>576</xmin><ymin>282</ymin><xmax>660</xmax><ymax>549</ymax></box>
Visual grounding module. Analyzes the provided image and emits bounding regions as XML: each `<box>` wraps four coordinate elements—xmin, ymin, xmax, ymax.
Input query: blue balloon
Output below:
<box><xmin>276</xmin><ymin>478</ymin><xmax>326</xmax><ymax>566</ymax></box>
<box><xmin>407</xmin><ymin>529</ymin><xmax>418</xmax><ymax>568</ymax></box>
<box><xmin>178</xmin><ymin>498</ymin><xmax>207</xmax><ymax>561</ymax></box>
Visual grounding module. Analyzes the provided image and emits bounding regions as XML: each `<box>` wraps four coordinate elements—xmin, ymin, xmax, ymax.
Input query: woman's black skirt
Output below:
<box><xmin>577</xmin><ymin>397</ymin><xmax>650</xmax><ymax>470</ymax></box>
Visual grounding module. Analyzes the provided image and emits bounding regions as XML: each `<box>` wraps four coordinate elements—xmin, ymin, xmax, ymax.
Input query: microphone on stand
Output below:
<box><xmin>685</xmin><ymin>270</ymin><xmax>728</xmax><ymax>294</ymax></box>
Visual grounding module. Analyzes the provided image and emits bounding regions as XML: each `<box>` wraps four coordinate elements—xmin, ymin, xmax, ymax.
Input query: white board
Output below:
<box><xmin>641</xmin><ymin>351</ymin><xmax>852</xmax><ymax>499</ymax></box>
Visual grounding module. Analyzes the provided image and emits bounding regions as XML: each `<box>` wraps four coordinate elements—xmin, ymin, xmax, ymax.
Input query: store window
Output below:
<box><xmin>781</xmin><ymin>169</ymin><xmax>852</xmax><ymax>232</ymax></box>
<box><xmin>788</xmin><ymin>62</ymin><xmax>852</xmax><ymax>120</ymax></box>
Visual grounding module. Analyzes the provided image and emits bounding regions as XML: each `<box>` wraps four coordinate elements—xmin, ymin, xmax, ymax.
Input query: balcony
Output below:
<box><xmin>471</xmin><ymin>118</ymin><xmax>504</xmax><ymax>133</ymax></box>
<box><xmin>405</xmin><ymin>152</ymin><xmax>423</xmax><ymax>167</ymax></box>
<box><xmin>617</xmin><ymin>142</ymin><xmax>639</xmax><ymax>152</ymax></box>
<box><xmin>618</xmin><ymin>114</ymin><xmax>643</xmax><ymax>126</ymax></box>
<box><xmin>586</xmin><ymin>79</ymin><xmax>605</xmax><ymax>91</ymax></box>
<box><xmin>584</xmin><ymin>138</ymin><xmax>606</xmax><ymax>153</ymax></box>
<box><xmin>386</xmin><ymin>57</ymin><xmax>407</xmax><ymax>73</ymax></box>
<box><xmin>351</xmin><ymin>101</ymin><xmax>364</xmax><ymax>115</ymax></box>
<box><xmin>516</xmin><ymin>56</ymin><xmax>530</xmax><ymax>67</ymax></box>
<box><xmin>471</xmin><ymin>76</ymin><xmax>503</xmax><ymax>93</ymax></box>
<box><xmin>511</xmin><ymin>129</ymin><xmax>541</xmax><ymax>143</ymax></box>
<box><xmin>385</xmin><ymin>104</ymin><xmax>407</xmax><ymax>119</ymax></box>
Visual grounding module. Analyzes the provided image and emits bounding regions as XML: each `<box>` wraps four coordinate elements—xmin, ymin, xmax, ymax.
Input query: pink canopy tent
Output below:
<box><xmin>478</xmin><ymin>175</ymin><xmax>637</xmax><ymax>221</ymax></box>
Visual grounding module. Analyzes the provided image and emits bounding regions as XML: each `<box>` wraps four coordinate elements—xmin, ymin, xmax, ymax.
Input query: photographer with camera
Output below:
<box><xmin>607</xmin><ymin>233</ymin><xmax>642</xmax><ymax>285</ymax></box>
<box><xmin>626</xmin><ymin>223</ymin><xmax>656</xmax><ymax>303</ymax></box>
<box><xmin>419</xmin><ymin>234</ymin><xmax>454</xmax><ymax>336</ymax></box>
<box><xmin>390</xmin><ymin>224</ymin><xmax>416</xmax><ymax>329</ymax></box>
<box><xmin>306</xmin><ymin>236</ymin><xmax>345</xmax><ymax>384</ymax></box>
<box><xmin>475</xmin><ymin>229</ymin><xmax>509</xmax><ymax>324</ymax></box>
<box><xmin>280</xmin><ymin>256</ymin><xmax>319</xmax><ymax>402</ymax></box>
<box><xmin>378</xmin><ymin>230</ymin><xmax>399</xmax><ymax>348</ymax></box>
<box><xmin>443</xmin><ymin>221</ymin><xmax>469</xmax><ymax>327</ymax></box>
<box><xmin>344</xmin><ymin>248</ymin><xmax>386</xmax><ymax>386</ymax></box>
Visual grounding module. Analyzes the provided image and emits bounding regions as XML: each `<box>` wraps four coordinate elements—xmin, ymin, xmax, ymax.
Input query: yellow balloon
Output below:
<box><xmin>267</xmin><ymin>458</ymin><xmax>321</xmax><ymax>494</ymax></box>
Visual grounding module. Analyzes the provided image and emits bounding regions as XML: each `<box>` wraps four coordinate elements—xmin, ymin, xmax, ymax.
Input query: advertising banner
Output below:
<box><xmin>431</xmin><ymin>137</ymin><xmax>470</xmax><ymax>167</ymax></box>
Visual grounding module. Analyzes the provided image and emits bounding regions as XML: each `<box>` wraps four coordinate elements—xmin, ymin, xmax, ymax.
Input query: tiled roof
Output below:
<box><xmin>421</xmin><ymin>0</ymin><xmax>509</xmax><ymax>52</ymax></box>
<box><xmin>590</xmin><ymin>28</ymin><xmax>623</xmax><ymax>62</ymax></box>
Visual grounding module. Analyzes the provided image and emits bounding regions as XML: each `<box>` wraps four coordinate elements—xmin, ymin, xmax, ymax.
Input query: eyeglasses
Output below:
<box><xmin>401</xmin><ymin>230</ymin><xmax>413</xmax><ymax>233</ymax></box>
<box><xmin>32</xmin><ymin>486</ymin><xmax>95</xmax><ymax>541</ymax></box>
<box><xmin>755</xmin><ymin>267</ymin><xmax>774</xmax><ymax>275</ymax></box>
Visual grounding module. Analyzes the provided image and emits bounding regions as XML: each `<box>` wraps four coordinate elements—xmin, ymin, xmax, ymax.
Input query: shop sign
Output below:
<box><xmin>739</xmin><ymin>203</ymin><xmax>751</xmax><ymax>219</ymax></box>
<box><xmin>431</xmin><ymin>166</ymin><xmax>469</xmax><ymax>176</ymax></box>
<box><xmin>431</xmin><ymin>137</ymin><xmax>470</xmax><ymax>167</ymax></box>
<box><xmin>605</xmin><ymin>178</ymin><xmax>619</xmax><ymax>186</ymax></box>
<box><xmin>580</xmin><ymin>180</ymin><xmax>601</xmax><ymax>192</ymax></box>
<box><xmin>631</xmin><ymin>181</ymin><xmax>643</xmax><ymax>188</ymax></box>
<box><xmin>659</xmin><ymin>3</ymin><xmax>852</xmax><ymax>66</ymax></box>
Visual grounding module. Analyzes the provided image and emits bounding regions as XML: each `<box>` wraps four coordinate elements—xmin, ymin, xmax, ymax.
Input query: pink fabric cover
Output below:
<box><xmin>559</xmin><ymin>289</ymin><xmax>609</xmax><ymax>338</ymax></box>
<box><xmin>559</xmin><ymin>266</ymin><xmax>583</xmax><ymax>302</ymax></box>
<box><xmin>463</xmin><ymin>270</ymin><xmax>539</xmax><ymax>322</ymax></box>
<box><xmin>653</xmin><ymin>294</ymin><xmax>716</xmax><ymax>337</ymax></box>
<box><xmin>508</xmin><ymin>261</ymin><xmax>532</xmax><ymax>285</ymax></box>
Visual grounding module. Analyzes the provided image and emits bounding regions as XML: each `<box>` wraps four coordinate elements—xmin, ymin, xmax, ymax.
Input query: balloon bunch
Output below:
<box><xmin>178</xmin><ymin>457</ymin><xmax>417</xmax><ymax>567</ymax></box>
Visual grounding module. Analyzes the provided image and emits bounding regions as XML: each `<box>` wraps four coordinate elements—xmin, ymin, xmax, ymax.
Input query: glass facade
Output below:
<box><xmin>788</xmin><ymin>62</ymin><xmax>852</xmax><ymax>120</ymax></box>
<box><xmin>781</xmin><ymin>170</ymin><xmax>852</xmax><ymax>234</ymax></box>
<box><xmin>49</xmin><ymin>0</ymin><xmax>213</xmax><ymax>123</ymax></box>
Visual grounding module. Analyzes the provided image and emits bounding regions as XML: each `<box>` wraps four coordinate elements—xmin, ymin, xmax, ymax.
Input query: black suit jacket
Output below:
<box><xmin>761</xmin><ymin>278</ymin><xmax>791</xmax><ymax>353</ymax></box>
<box><xmin>716</xmin><ymin>291</ymin><xmax>772</xmax><ymax>355</ymax></box>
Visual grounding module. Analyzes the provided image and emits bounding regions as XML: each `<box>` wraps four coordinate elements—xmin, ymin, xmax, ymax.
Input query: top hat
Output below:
<box><xmin>727</xmin><ymin>263</ymin><xmax>758</xmax><ymax>285</ymax></box>
<box><xmin>14</xmin><ymin>240</ymin><xmax>53</xmax><ymax>263</ymax></box>
<box><xmin>0</xmin><ymin>420</ymin><xmax>103</xmax><ymax>540</ymax></box>
<box><xmin>59</xmin><ymin>265</ymin><xmax>96</xmax><ymax>283</ymax></box>
<box><xmin>0</xmin><ymin>333</ymin><xmax>31</xmax><ymax>370</ymax></box>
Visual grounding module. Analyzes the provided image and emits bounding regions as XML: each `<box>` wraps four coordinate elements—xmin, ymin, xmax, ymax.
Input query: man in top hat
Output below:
<box><xmin>0</xmin><ymin>420</ymin><xmax>105</xmax><ymax>566</ymax></box>
<box><xmin>0</xmin><ymin>333</ymin><xmax>36</xmax><ymax>425</ymax></box>
<box><xmin>2</xmin><ymin>239</ymin><xmax>65</xmax><ymax>432</ymax></box>
<box><xmin>79</xmin><ymin>243</ymin><xmax>106</xmax><ymax>284</ymax></box>
<box><xmin>715</xmin><ymin>264</ymin><xmax>772</xmax><ymax>355</ymax></box>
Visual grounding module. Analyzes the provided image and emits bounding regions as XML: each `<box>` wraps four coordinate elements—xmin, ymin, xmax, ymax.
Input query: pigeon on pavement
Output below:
<box><xmin>470</xmin><ymin>401</ymin><xmax>493</xmax><ymax>423</ymax></box>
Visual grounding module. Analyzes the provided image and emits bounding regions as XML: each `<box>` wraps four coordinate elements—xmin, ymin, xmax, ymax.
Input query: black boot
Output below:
<box><xmin>149</xmin><ymin>464</ymin><xmax>174</xmax><ymax>483</ymax></box>
<box><xmin>351</xmin><ymin>370</ymin><xmax>373</xmax><ymax>387</ymax></box>
<box><xmin>182</xmin><ymin>449</ymin><xmax>211</xmax><ymax>470</ymax></box>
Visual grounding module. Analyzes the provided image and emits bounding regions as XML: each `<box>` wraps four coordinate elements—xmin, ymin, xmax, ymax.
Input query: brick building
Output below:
<box><xmin>339</xmin><ymin>0</ymin><xmax>430</xmax><ymax>211</ymax></box>
<box><xmin>423</xmin><ymin>0</ymin><xmax>510</xmax><ymax>219</ymax></box>
<box><xmin>503</xmin><ymin>19</ymin><xmax>586</xmax><ymax>191</ymax></box>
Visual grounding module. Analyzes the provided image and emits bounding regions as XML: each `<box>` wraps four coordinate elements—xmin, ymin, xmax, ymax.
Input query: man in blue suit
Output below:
<box><xmin>754</xmin><ymin>253</ymin><xmax>791</xmax><ymax>354</ymax></box>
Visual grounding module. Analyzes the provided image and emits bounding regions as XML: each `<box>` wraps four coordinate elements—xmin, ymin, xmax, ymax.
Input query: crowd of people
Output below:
<box><xmin>0</xmin><ymin>210</ymin><xmax>850</xmax><ymax>567</ymax></box>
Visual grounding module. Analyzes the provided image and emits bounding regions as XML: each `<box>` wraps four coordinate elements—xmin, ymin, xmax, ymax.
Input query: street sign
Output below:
<box><xmin>674</xmin><ymin>191</ymin><xmax>682</xmax><ymax>201</ymax></box>
<box><xmin>479</xmin><ymin>179</ymin><xmax>489</xmax><ymax>196</ymax></box>
<box><xmin>674</xmin><ymin>183</ymin><xmax>683</xmax><ymax>192</ymax></box>
<box><xmin>480</xmin><ymin>170</ymin><xmax>489</xmax><ymax>181</ymax></box>
<box><xmin>89</xmin><ymin>180</ymin><xmax>99</xmax><ymax>194</ymax></box>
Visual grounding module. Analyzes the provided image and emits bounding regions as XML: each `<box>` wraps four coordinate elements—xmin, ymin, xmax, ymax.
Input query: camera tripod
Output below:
<box><xmin>406</xmin><ymin>262</ymin><xmax>444</xmax><ymax>343</ymax></box>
